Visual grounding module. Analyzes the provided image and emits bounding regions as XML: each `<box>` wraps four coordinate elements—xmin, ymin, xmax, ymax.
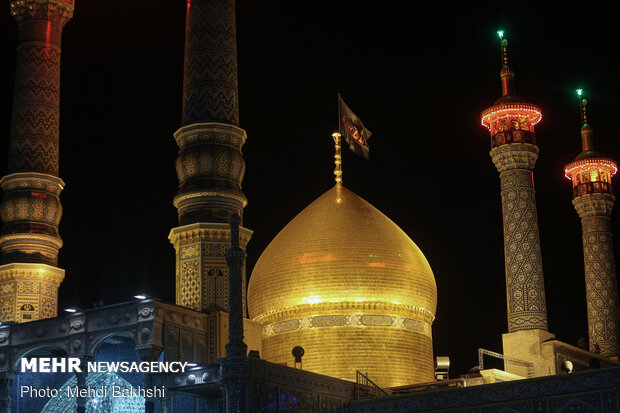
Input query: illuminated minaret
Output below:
<box><xmin>564</xmin><ymin>92</ymin><xmax>620</xmax><ymax>360</ymax></box>
<box><xmin>481</xmin><ymin>32</ymin><xmax>548</xmax><ymax>333</ymax></box>
<box><xmin>0</xmin><ymin>0</ymin><xmax>74</xmax><ymax>323</ymax></box>
<box><xmin>169</xmin><ymin>0</ymin><xmax>252</xmax><ymax>315</ymax></box>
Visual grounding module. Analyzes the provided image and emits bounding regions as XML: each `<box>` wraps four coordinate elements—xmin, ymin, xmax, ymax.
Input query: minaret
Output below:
<box><xmin>169</xmin><ymin>0</ymin><xmax>252</xmax><ymax>314</ymax></box>
<box><xmin>0</xmin><ymin>0</ymin><xmax>74</xmax><ymax>323</ymax></box>
<box><xmin>220</xmin><ymin>213</ymin><xmax>249</xmax><ymax>412</ymax></box>
<box><xmin>480</xmin><ymin>32</ymin><xmax>548</xmax><ymax>333</ymax></box>
<box><xmin>564</xmin><ymin>92</ymin><xmax>620</xmax><ymax>360</ymax></box>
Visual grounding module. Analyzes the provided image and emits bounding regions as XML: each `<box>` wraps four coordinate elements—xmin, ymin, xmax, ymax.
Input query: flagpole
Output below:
<box><xmin>337</xmin><ymin>93</ymin><xmax>341</xmax><ymax>135</ymax></box>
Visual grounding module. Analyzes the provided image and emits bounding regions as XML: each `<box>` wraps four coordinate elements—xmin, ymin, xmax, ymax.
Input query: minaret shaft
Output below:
<box><xmin>9</xmin><ymin>20</ymin><xmax>62</xmax><ymax>175</ymax></box>
<box><xmin>171</xmin><ymin>0</ymin><xmax>251</xmax><ymax>316</ymax></box>
<box><xmin>182</xmin><ymin>0</ymin><xmax>239</xmax><ymax>126</ymax></box>
<box><xmin>0</xmin><ymin>0</ymin><xmax>73</xmax><ymax>323</ymax></box>
<box><xmin>574</xmin><ymin>200</ymin><xmax>620</xmax><ymax>358</ymax></box>
<box><xmin>492</xmin><ymin>145</ymin><xmax>548</xmax><ymax>331</ymax></box>
<box><xmin>569</xmin><ymin>177</ymin><xmax>620</xmax><ymax>360</ymax></box>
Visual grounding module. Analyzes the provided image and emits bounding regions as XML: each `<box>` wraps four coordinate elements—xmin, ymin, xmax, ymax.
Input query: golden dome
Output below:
<box><xmin>247</xmin><ymin>184</ymin><xmax>437</xmax><ymax>387</ymax></box>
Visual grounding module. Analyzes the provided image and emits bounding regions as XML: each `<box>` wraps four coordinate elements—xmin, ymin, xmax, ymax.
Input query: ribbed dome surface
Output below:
<box><xmin>247</xmin><ymin>185</ymin><xmax>437</xmax><ymax>387</ymax></box>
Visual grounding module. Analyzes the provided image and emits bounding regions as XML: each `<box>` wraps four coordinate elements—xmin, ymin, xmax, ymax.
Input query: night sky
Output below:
<box><xmin>2</xmin><ymin>2</ymin><xmax>620</xmax><ymax>378</ymax></box>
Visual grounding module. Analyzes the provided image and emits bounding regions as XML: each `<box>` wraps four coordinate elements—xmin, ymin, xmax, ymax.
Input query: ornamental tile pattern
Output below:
<box><xmin>574</xmin><ymin>194</ymin><xmax>620</xmax><ymax>358</ymax></box>
<box><xmin>172</xmin><ymin>225</ymin><xmax>251</xmax><ymax>315</ymax></box>
<box><xmin>263</xmin><ymin>314</ymin><xmax>429</xmax><ymax>338</ymax></box>
<box><xmin>174</xmin><ymin>0</ymin><xmax>247</xmax><ymax>228</ymax></box>
<box><xmin>492</xmin><ymin>145</ymin><xmax>548</xmax><ymax>332</ymax></box>
<box><xmin>0</xmin><ymin>1</ymin><xmax>71</xmax><ymax>324</ymax></box>
<box><xmin>173</xmin><ymin>124</ymin><xmax>248</xmax><ymax>225</ymax></box>
<box><xmin>182</xmin><ymin>0</ymin><xmax>239</xmax><ymax>125</ymax></box>
<box><xmin>0</xmin><ymin>264</ymin><xmax>63</xmax><ymax>322</ymax></box>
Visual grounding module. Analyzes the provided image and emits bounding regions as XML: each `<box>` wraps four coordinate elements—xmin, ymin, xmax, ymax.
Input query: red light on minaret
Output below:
<box><xmin>480</xmin><ymin>35</ymin><xmax>542</xmax><ymax>148</ymax></box>
<box><xmin>564</xmin><ymin>94</ymin><xmax>617</xmax><ymax>197</ymax></box>
<box><xmin>564</xmin><ymin>159</ymin><xmax>617</xmax><ymax>181</ymax></box>
<box><xmin>564</xmin><ymin>91</ymin><xmax>620</xmax><ymax>359</ymax></box>
<box><xmin>480</xmin><ymin>31</ymin><xmax>549</xmax><ymax>333</ymax></box>
<box><xmin>480</xmin><ymin>104</ymin><xmax>542</xmax><ymax>131</ymax></box>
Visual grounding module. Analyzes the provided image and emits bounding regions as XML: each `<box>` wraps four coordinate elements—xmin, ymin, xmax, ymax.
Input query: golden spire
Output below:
<box><xmin>500</xmin><ymin>36</ymin><xmax>509</xmax><ymax>67</ymax></box>
<box><xmin>498</xmin><ymin>31</ymin><xmax>516</xmax><ymax>98</ymax></box>
<box><xmin>580</xmin><ymin>94</ymin><xmax>588</xmax><ymax>125</ymax></box>
<box><xmin>332</xmin><ymin>132</ymin><xmax>343</xmax><ymax>185</ymax></box>
<box><xmin>577</xmin><ymin>90</ymin><xmax>594</xmax><ymax>152</ymax></box>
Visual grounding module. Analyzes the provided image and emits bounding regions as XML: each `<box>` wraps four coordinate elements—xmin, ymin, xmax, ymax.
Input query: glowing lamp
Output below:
<box><xmin>497</xmin><ymin>30</ymin><xmax>504</xmax><ymax>39</ymax></box>
<box><xmin>134</xmin><ymin>294</ymin><xmax>147</xmax><ymax>300</ymax></box>
<box><xmin>576</xmin><ymin>89</ymin><xmax>583</xmax><ymax>96</ymax></box>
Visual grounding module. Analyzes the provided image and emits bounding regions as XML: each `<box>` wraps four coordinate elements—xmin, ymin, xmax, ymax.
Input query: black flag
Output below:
<box><xmin>338</xmin><ymin>94</ymin><xmax>372</xmax><ymax>159</ymax></box>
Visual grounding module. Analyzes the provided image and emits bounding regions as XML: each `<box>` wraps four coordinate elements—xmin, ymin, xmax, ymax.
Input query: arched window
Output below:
<box><xmin>590</xmin><ymin>169</ymin><xmax>599</xmax><ymax>182</ymax></box>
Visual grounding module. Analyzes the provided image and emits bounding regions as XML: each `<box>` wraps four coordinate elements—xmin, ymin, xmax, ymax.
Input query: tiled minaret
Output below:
<box><xmin>480</xmin><ymin>33</ymin><xmax>548</xmax><ymax>333</ymax></box>
<box><xmin>0</xmin><ymin>0</ymin><xmax>74</xmax><ymax>323</ymax></box>
<box><xmin>169</xmin><ymin>0</ymin><xmax>252</xmax><ymax>315</ymax></box>
<box><xmin>565</xmin><ymin>93</ymin><xmax>620</xmax><ymax>360</ymax></box>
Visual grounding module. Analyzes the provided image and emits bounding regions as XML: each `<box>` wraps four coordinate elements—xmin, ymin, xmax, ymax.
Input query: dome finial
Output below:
<box><xmin>332</xmin><ymin>132</ymin><xmax>343</xmax><ymax>185</ymax></box>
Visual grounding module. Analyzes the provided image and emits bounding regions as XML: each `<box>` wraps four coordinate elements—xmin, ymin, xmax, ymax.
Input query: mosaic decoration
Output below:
<box><xmin>171</xmin><ymin>1</ymin><xmax>254</xmax><ymax>389</ymax></box>
<box><xmin>0</xmin><ymin>0</ymin><xmax>73</xmax><ymax>323</ymax></box>
<box><xmin>0</xmin><ymin>263</ymin><xmax>63</xmax><ymax>322</ymax></box>
<box><xmin>0</xmin><ymin>295</ymin><xmax>14</xmax><ymax>322</ymax></box>
<box><xmin>182</xmin><ymin>0</ymin><xmax>239</xmax><ymax>125</ymax></box>
<box><xmin>173</xmin><ymin>123</ymin><xmax>248</xmax><ymax>225</ymax></box>
<box><xmin>173</xmin><ymin>49</ymin><xmax>251</xmax><ymax>310</ymax></box>
<box><xmin>13</xmin><ymin>369</ymin><xmax>72</xmax><ymax>413</ymax></box>
<box><xmin>171</xmin><ymin>224</ymin><xmax>251</xmax><ymax>315</ymax></box>
<box><xmin>179</xmin><ymin>259</ymin><xmax>201</xmax><ymax>310</ymax></box>
<box><xmin>565</xmin><ymin>117</ymin><xmax>620</xmax><ymax>359</ymax></box>
<box><xmin>481</xmin><ymin>36</ymin><xmax>549</xmax><ymax>332</ymax></box>
<box><xmin>494</xmin><ymin>162</ymin><xmax>548</xmax><ymax>332</ymax></box>
<box><xmin>40</xmin><ymin>372</ymin><xmax>145</xmax><ymax>413</ymax></box>
<box><xmin>262</xmin><ymin>314</ymin><xmax>430</xmax><ymax>338</ymax></box>
<box><xmin>573</xmin><ymin>194</ymin><xmax>620</xmax><ymax>358</ymax></box>
<box><xmin>174</xmin><ymin>0</ymin><xmax>248</xmax><ymax>230</ymax></box>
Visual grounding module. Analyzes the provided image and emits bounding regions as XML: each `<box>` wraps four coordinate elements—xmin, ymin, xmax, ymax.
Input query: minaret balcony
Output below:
<box><xmin>565</xmin><ymin>158</ymin><xmax>617</xmax><ymax>199</ymax></box>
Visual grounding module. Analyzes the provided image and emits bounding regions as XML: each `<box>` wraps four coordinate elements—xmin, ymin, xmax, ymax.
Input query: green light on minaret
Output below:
<box><xmin>577</xmin><ymin>89</ymin><xmax>583</xmax><ymax>96</ymax></box>
<box><xmin>497</xmin><ymin>30</ymin><xmax>504</xmax><ymax>39</ymax></box>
